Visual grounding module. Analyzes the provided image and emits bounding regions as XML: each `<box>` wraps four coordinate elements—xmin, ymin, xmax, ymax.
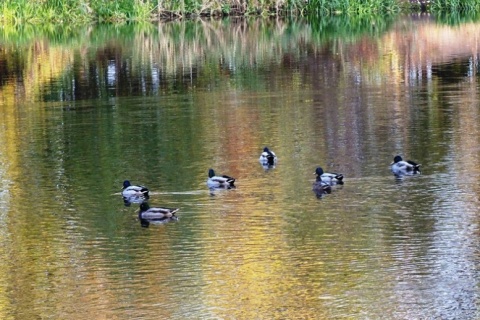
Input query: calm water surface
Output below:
<box><xmin>0</xmin><ymin>15</ymin><xmax>480</xmax><ymax>319</ymax></box>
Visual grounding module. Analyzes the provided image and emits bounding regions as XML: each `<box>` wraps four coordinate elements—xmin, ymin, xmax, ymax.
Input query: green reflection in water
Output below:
<box><xmin>433</xmin><ymin>10</ymin><xmax>480</xmax><ymax>25</ymax></box>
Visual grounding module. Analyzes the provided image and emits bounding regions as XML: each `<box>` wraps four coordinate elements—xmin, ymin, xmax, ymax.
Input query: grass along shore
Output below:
<box><xmin>0</xmin><ymin>0</ymin><xmax>479</xmax><ymax>25</ymax></box>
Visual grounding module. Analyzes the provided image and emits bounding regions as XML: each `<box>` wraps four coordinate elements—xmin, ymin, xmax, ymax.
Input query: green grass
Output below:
<box><xmin>0</xmin><ymin>0</ymin><xmax>157</xmax><ymax>25</ymax></box>
<box><xmin>0</xmin><ymin>0</ymin><xmax>479</xmax><ymax>25</ymax></box>
<box><xmin>304</xmin><ymin>0</ymin><xmax>400</xmax><ymax>15</ymax></box>
<box><xmin>430</xmin><ymin>0</ymin><xmax>480</xmax><ymax>11</ymax></box>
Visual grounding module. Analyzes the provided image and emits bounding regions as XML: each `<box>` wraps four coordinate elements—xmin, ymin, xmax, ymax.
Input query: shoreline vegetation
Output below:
<box><xmin>0</xmin><ymin>0</ymin><xmax>478</xmax><ymax>25</ymax></box>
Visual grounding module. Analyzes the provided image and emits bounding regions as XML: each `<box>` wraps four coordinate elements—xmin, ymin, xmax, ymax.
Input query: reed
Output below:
<box><xmin>0</xmin><ymin>0</ymin><xmax>478</xmax><ymax>25</ymax></box>
<box><xmin>0</xmin><ymin>0</ymin><xmax>92</xmax><ymax>24</ymax></box>
<box><xmin>430</xmin><ymin>0</ymin><xmax>480</xmax><ymax>11</ymax></box>
<box><xmin>304</xmin><ymin>0</ymin><xmax>400</xmax><ymax>15</ymax></box>
<box><xmin>0</xmin><ymin>0</ymin><xmax>399</xmax><ymax>24</ymax></box>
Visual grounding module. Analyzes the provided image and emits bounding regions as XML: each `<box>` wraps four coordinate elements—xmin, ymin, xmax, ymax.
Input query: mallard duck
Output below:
<box><xmin>314</xmin><ymin>167</ymin><xmax>344</xmax><ymax>185</ymax></box>
<box><xmin>207</xmin><ymin>169</ymin><xmax>236</xmax><ymax>189</ymax></box>
<box><xmin>139</xmin><ymin>202</ymin><xmax>179</xmax><ymax>221</ymax></box>
<box><xmin>259</xmin><ymin>147</ymin><xmax>277</xmax><ymax>166</ymax></box>
<box><xmin>122</xmin><ymin>180</ymin><xmax>149</xmax><ymax>198</ymax></box>
<box><xmin>391</xmin><ymin>155</ymin><xmax>421</xmax><ymax>176</ymax></box>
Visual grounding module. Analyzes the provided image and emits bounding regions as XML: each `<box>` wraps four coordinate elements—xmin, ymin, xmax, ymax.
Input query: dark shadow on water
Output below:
<box><xmin>139</xmin><ymin>216</ymin><xmax>179</xmax><ymax>228</ymax></box>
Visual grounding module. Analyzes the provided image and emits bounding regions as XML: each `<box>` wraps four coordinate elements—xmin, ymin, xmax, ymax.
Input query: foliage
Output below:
<box><xmin>304</xmin><ymin>0</ymin><xmax>400</xmax><ymax>15</ymax></box>
<box><xmin>430</xmin><ymin>0</ymin><xmax>480</xmax><ymax>12</ymax></box>
<box><xmin>0</xmin><ymin>0</ymin><xmax>479</xmax><ymax>25</ymax></box>
<box><xmin>0</xmin><ymin>0</ymin><xmax>156</xmax><ymax>24</ymax></box>
<box><xmin>0</xmin><ymin>0</ymin><xmax>400</xmax><ymax>25</ymax></box>
<box><xmin>0</xmin><ymin>0</ymin><xmax>93</xmax><ymax>25</ymax></box>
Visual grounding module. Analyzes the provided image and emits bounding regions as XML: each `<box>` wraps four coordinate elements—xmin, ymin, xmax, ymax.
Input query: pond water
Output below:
<box><xmin>0</xmin><ymin>14</ymin><xmax>480</xmax><ymax>319</ymax></box>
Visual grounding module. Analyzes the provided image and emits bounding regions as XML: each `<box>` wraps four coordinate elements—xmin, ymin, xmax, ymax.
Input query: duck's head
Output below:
<box><xmin>314</xmin><ymin>167</ymin><xmax>324</xmax><ymax>176</ymax></box>
<box><xmin>393</xmin><ymin>155</ymin><xmax>403</xmax><ymax>164</ymax></box>
<box><xmin>208</xmin><ymin>169</ymin><xmax>215</xmax><ymax>178</ymax></box>
<box><xmin>139</xmin><ymin>202</ymin><xmax>150</xmax><ymax>211</ymax></box>
<box><xmin>123</xmin><ymin>180</ymin><xmax>132</xmax><ymax>188</ymax></box>
<box><xmin>263</xmin><ymin>147</ymin><xmax>270</xmax><ymax>153</ymax></box>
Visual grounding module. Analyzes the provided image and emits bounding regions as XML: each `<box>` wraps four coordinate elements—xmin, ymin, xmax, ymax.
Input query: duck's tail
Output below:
<box><xmin>407</xmin><ymin>161</ymin><xmax>421</xmax><ymax>174</ymax></box>
<box><xmin>168</xmin><ymin>208</ymin><xmax>180</xmax><ymax>216</ymax></box>
<box><xmin>223</xmin><ymin>175</ymin><xmax>236</xmax><ymax>188</ymax></box>
<box><xmin>141</xmin><ymin>188</ymin><xmax>150</xmax><ymax>198</ymax></box>
<box><xmin>325</xmin><ymin>173</ymin><xmax>344</xmax><ymax>185</ymax></box>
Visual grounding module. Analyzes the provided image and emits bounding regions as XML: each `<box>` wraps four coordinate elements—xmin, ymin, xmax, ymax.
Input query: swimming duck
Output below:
<box><xmin>207</xmin><ymin>169</ymin><xmax>236</xmax><ymax>189</ymax></box>
<box><xmin>312</xmin><ymin>170</ymin><xmax>332</xmax><ymax>197</ymax></box>
<box><xmin>139</xmin><ymin>202</ymin><xmax>179</xmax><ymax>221</ymax></box>
<box><xmin>390</xmin><ymin>155</ymin><xmax>421</xmax><ymax>176</ymax></box>
<box><xmin>259</xmin><ymin>147</ymin><xmax>277</xmax><ymax>167</ymax></box>
<box><xmin>314</xmin><ymin>167</ymin><xmax>344</xmax><ymax>185</ymax></box>
<box><xmin>122</xmin><ymin>180</ymin><xmax>149</xmax><ymax>198</ymax></box>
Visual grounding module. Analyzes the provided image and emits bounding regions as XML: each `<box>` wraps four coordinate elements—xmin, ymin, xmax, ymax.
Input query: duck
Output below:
<box><xmin>138</xmin><ymin>202</ymin><xmax>179</xmax><ymax>222</ymax></box>
<box><xmin>122</xmin><ymin>180</ymin><xmax>149</xmax><ymax>198</ymax></box>
<box><xmin>259</xmin><ymin>147</ymin><xmax>277</xmax><ymax>167</ymax></box>
<box><xmin>314</xmin><ymin>167</ymin><xmax>344</xmax><ymax>185</ymax></box>
<box><xmin>207</xmin><ymin>169</ymin><xmax>236</xmax><ymax>189</ymax></box>
<box><xmin>390</xmin><ymin>155</ymin><xmax>421</xmax><ymax>176</ymax></box>
<box><xmin>312</xmin><ymin>170</ymin><xmax>332</xmax><ymax>197</ymax></box>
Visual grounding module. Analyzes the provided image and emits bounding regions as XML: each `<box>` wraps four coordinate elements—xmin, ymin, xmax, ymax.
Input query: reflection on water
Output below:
<box><xmin>0</xmin><ymin>14</ymin><xmax>480</xmax><ymax>319</ymax></box>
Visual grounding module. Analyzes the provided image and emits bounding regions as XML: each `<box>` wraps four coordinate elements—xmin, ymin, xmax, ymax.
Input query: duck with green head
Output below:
<box><xmin>138</xmin><ymin>202</ymin><xmax>179</xmax><ymax>227</ymax></box>
<box><xmin>207</xmin><ymin>169</ymin><xmax>236</xmax><ymax>189</ymax></box>
<box><xmin>391</xmin><ymin>155</ymin><xmax>421</xmax><ymax>176</ymax></box>
<box><xmin>122</xmin><ymin>180</ymin><xmax>149</xmax><ymax>206</ymax></box>
<box><xmin>314</xmin><ymin>167</ymin><xmax>344</xmax><ymax>185</ymax></box>
<box><xmin>122</xmin><ymin>180</ymin><xmax>149</xmax><ymax>198</ymax></box>
<box><xmin>259</xmin><ymin>147</ymin><xmax>277</xmax><ymax>167</ymax></box>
